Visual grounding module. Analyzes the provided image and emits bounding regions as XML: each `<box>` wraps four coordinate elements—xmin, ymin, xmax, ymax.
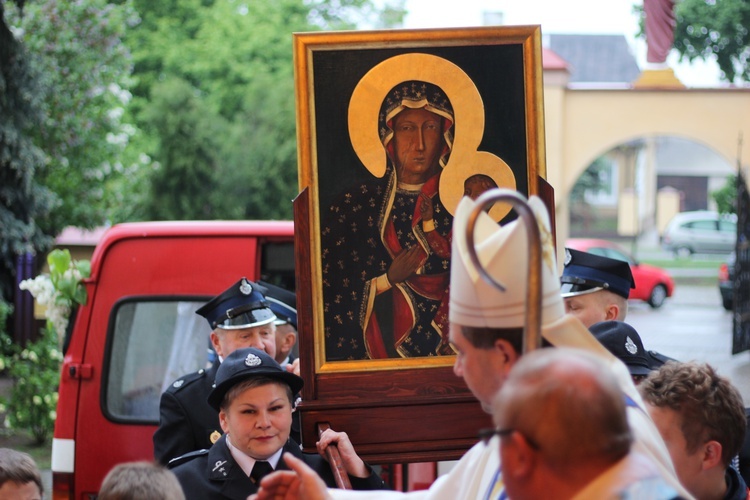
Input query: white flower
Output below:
<box><xmin>107</xmin><ymin>107</ymin><xmax>124</xmax><ymax>122</ymax></box>
<box><xmin>27</xmin><ymin>351</ymin><xmax>38</xmax><ymax>363</ymax></box>
<box><xmin>49</xmin><ymin>410</ymin><xmax>57</xmax><ymax>420</ymax></box>
<box><xmin>33</xmin><ymin>396</ymin><xmax>42</xmax><ymax>406</ymax></box>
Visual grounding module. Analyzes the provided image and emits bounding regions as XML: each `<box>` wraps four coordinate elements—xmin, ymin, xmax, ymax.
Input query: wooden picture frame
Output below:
<box><xmin>293</xmin><ymin>26</ymin><xmax>549</xmax><ymax>461</ymax></box>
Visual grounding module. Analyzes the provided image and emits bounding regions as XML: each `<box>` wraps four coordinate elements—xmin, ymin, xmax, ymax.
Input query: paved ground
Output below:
<box><xmin>627</xmin><ymin>283</ymin><xmax>750</xmax><ymax>402</ymax></box>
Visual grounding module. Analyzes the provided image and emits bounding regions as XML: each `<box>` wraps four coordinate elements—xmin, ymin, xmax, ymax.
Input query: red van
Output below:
<box><xmin>51</xmin><ymin>220</ymin><xmax>295</xmax><ymax>499</ymax></box>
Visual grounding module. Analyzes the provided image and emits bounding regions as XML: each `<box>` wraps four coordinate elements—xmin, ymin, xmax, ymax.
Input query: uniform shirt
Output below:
<box><xmin>153</xmin><ymin>362</ymin><xmax>301</xmax><ymax>465</ymax></box>
<box><xmin>170</xmin><ymin>435</ymin><xmax>385</xmax><ymax>500</ymax></box>
<box><xmin>154</xmin><ymin>363</ymin><xmax>222</xmax><ymax>465</ymax></box>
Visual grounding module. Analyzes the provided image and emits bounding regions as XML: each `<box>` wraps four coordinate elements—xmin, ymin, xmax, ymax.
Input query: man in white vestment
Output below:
<box><xmin>251</xmin><ymin>193</ymin><xmax>692</xmax><ymax>500</ymax></box>
<box><xmin>493</xmin><ymin>347</ymin><xmax>681</xmax><ymax>499</ymax></box>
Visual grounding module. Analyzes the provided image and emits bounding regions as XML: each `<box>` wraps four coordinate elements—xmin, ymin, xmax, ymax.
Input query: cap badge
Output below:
<box><xmin>564</xmin><ymin>249</ymin><xmax>572</xmax><ymax>266</ymax></box>
<box><xmin>245</xmin><ymin>353</ymin><xmax>262</xmax><ymax>367</ymax></box>
<box><xmin>210</xmin><ymin>430</ymin><xmax>222</xmax><ymax>444</ymax></box>
<box><xmin>239</xmin><ymin>279</ymin><xmax>253</xmax><ymax>295</ymax></box>
<box><xmin>173</xmin><ymin>380</ymin><xmax>184</xmax><ymax>389</ymax></box>
<box><xmin>624</xmin><ymin>336</ymin><xmax>638</xmax><ymax>355</ymax></box>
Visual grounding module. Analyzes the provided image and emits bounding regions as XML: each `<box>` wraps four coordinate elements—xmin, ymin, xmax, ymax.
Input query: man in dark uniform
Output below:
<box><xmin>259</xmin><ymin>281</ymin><xmax>298</xmax><ymax>370</ymax></box>
<box><xmin>560</xmin><ymin>248</ymin><xmax>636</xmax><ymax>328</ymax></box>
<box><xmin>589</xmin><ymin>320</ymin><xmax>673</xmax><ymax>385</ymax></box>
<box><xmin>153</xmin><ymin>277</ymin><xmax>279</xmax><ymax>465</ymax></box>
<box><xmin>168</xmin><ymin>347</ymin><xmax>385</xmax><ymax>499</ymax></box>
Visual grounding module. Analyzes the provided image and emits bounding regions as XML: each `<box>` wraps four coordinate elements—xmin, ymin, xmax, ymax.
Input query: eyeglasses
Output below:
<box><xmin>478</xmin><ymin>427</ymin><xmax>540</xmax><ymax>450</ymax></box>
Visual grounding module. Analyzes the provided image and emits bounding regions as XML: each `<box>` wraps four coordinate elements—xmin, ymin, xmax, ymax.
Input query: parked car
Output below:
<box><xmin>565</xmin><ymin>238</ymin><xmax>675</xmax><ymax>308</ymax></box>
<box><xmin>661</xmin><ymin>210</ymin><xmax>737</xmax><ymax>257</ymax></box>
<box><xmin>718</xmin><ymin>250</ymin><xmax>735</xmax><ymax>311</ymax></box>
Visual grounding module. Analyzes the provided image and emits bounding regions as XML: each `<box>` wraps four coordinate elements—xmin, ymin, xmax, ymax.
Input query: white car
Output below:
<box><xmin>661</xmin><ymin>210</ymin><xmax>736</xmax><ymax>257</ymax></box>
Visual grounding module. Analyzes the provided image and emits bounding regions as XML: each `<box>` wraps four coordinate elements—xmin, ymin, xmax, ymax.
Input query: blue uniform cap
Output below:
<box><xmin>258</xmin><ymin>281</ymin><xmax>297</xmax><ymax>329</ymax></box>
<box><xmin>560</xmin><ymin>248</ymin><xmax>635</xmax><ymax>299</ymax></box>
<box><xmin>588</xmin><ymin>321</ymin><xmax>672</xmax><ymax>375</ymax></box>
<box><xmin>207</xmin><ymin>347</ymin><xmax>304</xmax><ymax>411</ymax></box>
<box><xmin>196</xmin><ymin>278</ymin><xmax>276</xmax><ymax>330</ymax></box>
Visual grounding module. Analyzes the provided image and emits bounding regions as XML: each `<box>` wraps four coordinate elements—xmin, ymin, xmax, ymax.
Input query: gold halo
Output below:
<box><xmin>348</xmin><ymin>53</ymin><xmax>483</xmax><ymax>178</ymax></box>
<box><xmin>441</xmin><ymin>151</ymin><xmax>517</xmax><ymax>221</ymax></box>
<box><xmin>347</xmin><ymin>53</ymin><xmax>516</xmax><ymax>221</ymax></box>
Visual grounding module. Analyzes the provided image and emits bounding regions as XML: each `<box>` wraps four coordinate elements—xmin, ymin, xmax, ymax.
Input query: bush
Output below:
<box><xmin>0</xmin><ymin>328</ymin><xmax>62</xmax><ymax>444</ymax></box>
<box><xmin>0</xmin><ymin>249</ymin><xmax>90</xmax><ymax>444</ymax></box>
<box><xmin>0</xmin><ymin>299</ymin><xmax>12</xmax><ymax>360</ymax></box>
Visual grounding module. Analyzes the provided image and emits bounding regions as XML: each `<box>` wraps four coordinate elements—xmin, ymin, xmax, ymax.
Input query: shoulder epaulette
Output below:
<box><xmin>167</xmin><ymin>448</ymin><xmax>209</xmax><ymax>469</ymax></box>
<box><xmin>165</xmin><ymin>368</ymin><xmax>207</xmax><ymax>393</ymax></box>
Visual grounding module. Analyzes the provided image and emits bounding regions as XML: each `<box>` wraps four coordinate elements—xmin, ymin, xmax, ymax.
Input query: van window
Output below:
<box><xmin>260</xmin><ymin>241</ymin><xmax>296</xmax><ymax>291</ymax></box>
<box><xmin>104</xmin><ymin>299</ymin><xmax>212</xmax><ymax>423</ymax></box>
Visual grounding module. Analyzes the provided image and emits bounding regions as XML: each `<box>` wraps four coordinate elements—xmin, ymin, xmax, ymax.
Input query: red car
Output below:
<box><xmin>565</xmin><ymin>238</ymin><xmax>675</xmax><ymax>308</ymax></box>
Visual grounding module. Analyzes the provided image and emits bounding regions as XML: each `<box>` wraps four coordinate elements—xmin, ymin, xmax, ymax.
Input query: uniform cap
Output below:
<box><xmin>196</xmin><ymin>278</ymin><xmax>276</xmax><ymax>330</ymax></box>
<box><xmin>258</xmin><ymin>281</ymin><xmax>297</xmax><ymax>328</ymax></box>
<box><xmin>561</xmin><ymin>248</ymin><xmax>635</xmax><ymax>299</ymax></box>
<box><xmin>207</xmin><ymin>347</ymin><xmax>303</xmax><ymax>411</ymax></box>
<box><xmin>449</xmin><ymin>195</ymin><xmax>565</xmax><ymax>330</ymax></box>
<box><xmin>589</xmin><ymin>321</ymin><xmax>653</xmax><ymax>376</ymax></box>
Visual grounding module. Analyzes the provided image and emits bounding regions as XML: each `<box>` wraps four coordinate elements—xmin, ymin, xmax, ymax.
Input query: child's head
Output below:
<box><xmin>0</xmin><ymin>448</ymin><xmax>42</xmax><ymax>500</ymax></box>
<box><xmin>208</xmin><ymin>348</ymin><xmax>303</xmax><ymax>460</ymax></box>
<box><xmin>463</xmin><ymin>174</ymin><xmax>498</xmax><ymax>201</ymax></box>
<box><xmin>99</xmin><ymin>461</ymin><xmax>184</xmax><ymax>500</ymax></box>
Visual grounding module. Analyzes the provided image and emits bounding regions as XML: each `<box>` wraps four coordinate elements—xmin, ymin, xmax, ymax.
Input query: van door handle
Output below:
<box><xmin>67</xmin><ymin>363</ymin><xmax>94</xmax><ymax>380</ymax></box>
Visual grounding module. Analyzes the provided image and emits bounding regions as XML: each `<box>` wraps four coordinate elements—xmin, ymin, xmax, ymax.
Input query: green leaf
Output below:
<box><xmin>47</xmin><ymin>249</ymin><xmax>72</xmax><ymax>281</ymax></box>
<box><xmin>74</xmin><ymin>260</ymin><xmax>91</xmax><ymax>279</ymax></box>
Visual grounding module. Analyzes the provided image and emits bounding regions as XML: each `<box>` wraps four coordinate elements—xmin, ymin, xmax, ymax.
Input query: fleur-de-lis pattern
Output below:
<box><xmin>321</xmin><ymin>168</ymin><xmax>454</xmax><ymax>360</ymax></box>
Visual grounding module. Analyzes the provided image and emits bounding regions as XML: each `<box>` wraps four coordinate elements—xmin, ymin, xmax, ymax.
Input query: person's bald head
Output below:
<box><xmin>492</xmin><ymin>348</ymin><xmax>632</xmax><ymax>499</ymax></box>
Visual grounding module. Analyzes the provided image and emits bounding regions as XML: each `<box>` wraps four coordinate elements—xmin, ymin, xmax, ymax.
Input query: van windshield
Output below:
<box><xmin>105</xmin><ymin>299</ymin><xmax>212</xmax><ymax>423</ymax></box>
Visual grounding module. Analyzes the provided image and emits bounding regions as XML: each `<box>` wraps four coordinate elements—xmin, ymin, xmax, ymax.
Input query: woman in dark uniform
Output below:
<box><xmin>169</xmin><ymin>348</ymin><xmax>384</xmax><ymax>499</ymax></box>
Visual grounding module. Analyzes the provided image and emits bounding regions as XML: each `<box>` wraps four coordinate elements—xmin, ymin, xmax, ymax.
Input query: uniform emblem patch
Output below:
<box><xmin>245</xmin><ymin>353</ymin><xmax>262</xmax><ymax>367</ymax></box>
<box><xmin>624</xmin><ymin>336</ymin><xmax>638</xmax><ymax>354</ymax></box>
<box><xmin>173</xmin><ymin>380</ymin><xmax>184</xmax><ymax>388</ymax></box>
<box><xmin>239</xmin><ymin>279</ymin><xmax>253</xmax><ymax>295</ymax></box>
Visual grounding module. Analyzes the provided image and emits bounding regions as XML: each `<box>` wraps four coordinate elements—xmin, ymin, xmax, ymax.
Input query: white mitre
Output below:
<box><xmin>449</xmin><ymin>195</ymin><xmax>591</xmax><ymax>342</ymax></box>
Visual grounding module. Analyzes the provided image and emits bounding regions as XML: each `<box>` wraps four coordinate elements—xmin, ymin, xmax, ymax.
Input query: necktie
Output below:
<box><xmin>251</xmin><ymin>460</ymin><xmax>274</xmax><ymax>484</ymax></box>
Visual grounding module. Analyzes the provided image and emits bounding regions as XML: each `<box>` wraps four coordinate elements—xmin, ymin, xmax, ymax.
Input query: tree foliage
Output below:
<box><xmin>673</xmin><ymin>0</ymin><xmax>750</xmax><ymax>83</ymax></box>
<box><xmin>6</xmin><ymin>0</ymin><xmax>138</xmax><ymax>232</ymax></box>
<box><xmin>636</xmin><ymin>0</ymin><xmax>750</xmax><ymax>83</ymax></box>
<box><xmin>712</xmin><ymin>174</ymin><xmax>737</xmax><ymax>214</ymax></box>
<box><xmin>122</xmin><ymin>0</ymin><xmax>405</xmax><ymax>221</ymax></box>
<box><xmin>142</xmin><ymin>77</ymin><xmax>223</xmax><ymax>220</ymax></box>
<box><xmin>0</xmin><ymin>0</ymin><xmax>56</xmax><ymax>302</ymax></box>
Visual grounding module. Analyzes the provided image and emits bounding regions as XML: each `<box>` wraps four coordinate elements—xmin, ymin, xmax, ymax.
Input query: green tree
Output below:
<box><xmin>637</xmin><ymin>0</ymin><xmax>750</xmax><ymax>83</ymax></box>
<box><xmin>712</xmin><ymin>174</ymin><xmax>737</xmax><ymax>214</ymax></box>
<box><xmin>123</xmin><ymin>0</ymin><xmax>405</xmax><ymax>221</ymax></box>
<box><xmin>673</xmin><ymin>0</ymin><xmax>750</xmax><ymax>83</ymax></box>
<box><xmin>6</xmin><ymin>0</ymin><xmax>139</xmax><ymax>232</ymax></box>
<box><xmin>142</xmin><ymin>77</ymin><xmax>223</xmax><ymax>220</ymax></box>
<box><xmin>0</xmin><ymin>0</ymin><xmax>56</xmax><ymax>304</ymax></box>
